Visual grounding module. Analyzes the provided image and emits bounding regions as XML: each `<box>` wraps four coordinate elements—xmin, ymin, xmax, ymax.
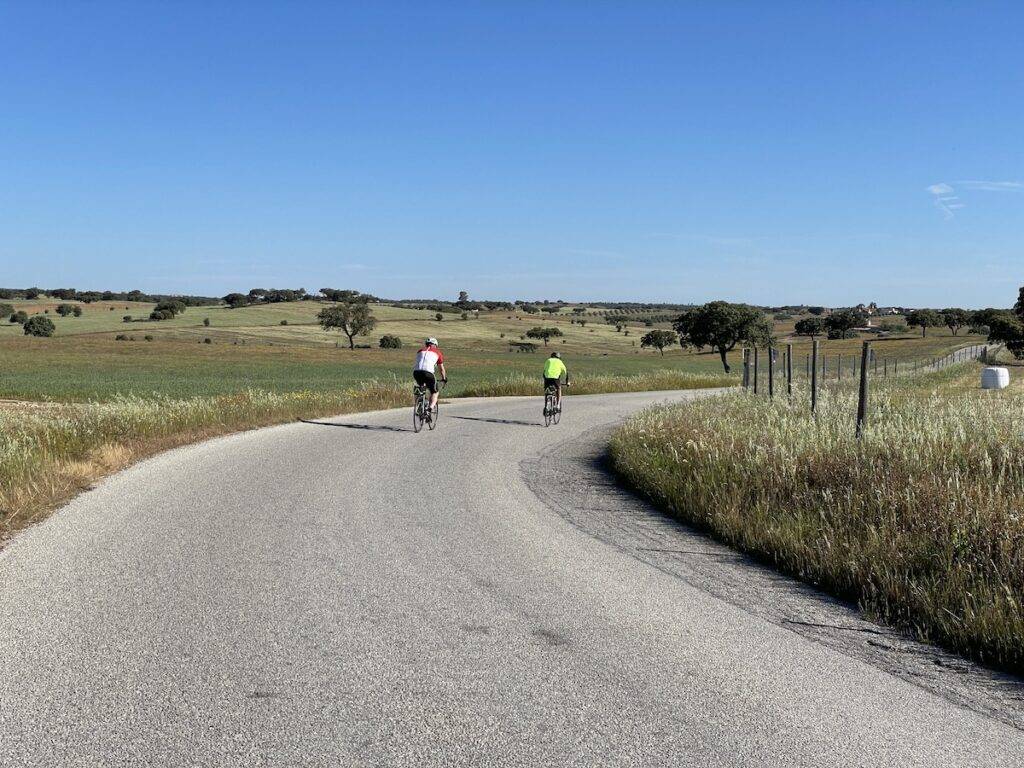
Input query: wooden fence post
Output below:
<box><xmin>786</xmin><ymin>343</ymin><xmax>793</xmax><ymax>397</ymax></box>
<box><xmin>811</xmin><ymin>339</ymin><xmax>819</xmax><ymax>414</ymax></box>
<box><xmin>857</xmin><ymin>341</ymin><xmax>871</xmax><ymax>438</ymax></box>
<box><xmin>838</xmin><ymin>354</ymin><xmax>842</xmax><ymax>381</ymax></box>
<box><xmin>768</xmin><ymin>345</ymin><xmax>775</xmax><ymax>399</ymax></box>
<box><xmin>742</xmin><ymin>348</ymin><xmax>750</xmax><ymax>389</ymax></box>
<box><xmin>753</xmin><ymin>347</ymin><xmax>759</xmax><ymax>395</ymax></box>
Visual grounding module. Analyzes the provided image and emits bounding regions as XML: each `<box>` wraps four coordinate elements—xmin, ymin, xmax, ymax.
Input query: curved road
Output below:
<box><xmin>1</xmin><ymin>390</ymin><xmax>1022</xmax><ymax>766</ymax></box>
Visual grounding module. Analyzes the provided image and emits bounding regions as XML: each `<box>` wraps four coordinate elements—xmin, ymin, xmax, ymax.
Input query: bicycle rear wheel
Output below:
<box><xmin>552</xmin><ymin>397</ymin><xmax>562</xmax><ymax>425</ymax></box>
<box><xmin>543</xmin><ymin>393</ymin><xmax>554</xmax><ymax>427</ymax></box>
<box><xmin>413</xmin><ymin>396</ymin><xmax>425</xmax><ymax>432</ymax></box>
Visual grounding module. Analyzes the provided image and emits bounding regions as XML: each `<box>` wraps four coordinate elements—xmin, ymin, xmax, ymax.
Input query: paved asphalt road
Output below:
<box><xmin>1</xmin><ymin>390</ymin><xmax>1022</xmax><ymax>766</ymax></box>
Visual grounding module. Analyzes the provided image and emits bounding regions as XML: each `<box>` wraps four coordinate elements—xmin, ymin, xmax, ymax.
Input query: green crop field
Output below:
<box><xmin>0</xmin><ymin>300</ymin><xmax>982</xmax><ymax>402</ymax></box>
<box><xmin>0</xmin><ymin>300</ymin><xmax>725</xmax><ymax>401</ymax></box>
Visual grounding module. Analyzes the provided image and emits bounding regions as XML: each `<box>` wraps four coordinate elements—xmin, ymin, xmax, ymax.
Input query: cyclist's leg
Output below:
<box><xmin>555</xmin><ymin>380</ymin><xmax>562</xmax><ymax>407</ymax></box>
<box><xmin>425</xmin><ymin>372</ymin><xmax>439</xmax><ymax>409</ymax></box>
<box><xmin>413</xmin><ymin>370</ymin><xmax>428</xmax><ymax>398</ymax></box>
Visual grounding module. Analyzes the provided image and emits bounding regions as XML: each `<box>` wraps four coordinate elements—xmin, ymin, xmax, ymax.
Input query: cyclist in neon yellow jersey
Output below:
<box><xmin>542</xmin><ymin>352</ymin><xmax>569</xmax><ymax>410</ymax></box>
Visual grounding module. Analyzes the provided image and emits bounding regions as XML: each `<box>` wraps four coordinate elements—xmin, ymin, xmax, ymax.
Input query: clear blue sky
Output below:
<box><xmin>1</xmin><ymin>2</ymin><xmax>1021</xmax><ymax>307</ymax></box>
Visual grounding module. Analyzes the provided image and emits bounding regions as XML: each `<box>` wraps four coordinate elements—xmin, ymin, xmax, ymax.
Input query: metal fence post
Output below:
<box><xmin>786</xmin><ymin>343</ymin><xmax>793</xmax><ymax>397</ymax></box>
<box><xmin>811</xmin><ymin>340</ymin><xmax>819</xmax><ymax>414</ymax></box>
<box><xmin>753</xmin><ymin>347</ymin><xmax>759</xmax><ymax>395</ymax></box>
<box><xmin>857</xmin><ymin>341</ymin><xmax>871</xmax><ymax>438</ymax></box>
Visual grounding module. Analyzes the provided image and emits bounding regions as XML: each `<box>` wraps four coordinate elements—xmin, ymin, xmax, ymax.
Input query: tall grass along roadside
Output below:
<box><xmin>1</xmin><ymin>370</ymin><xmax>731</xmax><ymax>542</ymax></box>
<box><xmin>610</xmin><ymin>365</ymin><xmax>1024</xmax><ymax>672</ymax></box>
<box><xmin>0</xmin><ymin>383</ymin><xmax>408</xmax><ymax>540</ymax></box>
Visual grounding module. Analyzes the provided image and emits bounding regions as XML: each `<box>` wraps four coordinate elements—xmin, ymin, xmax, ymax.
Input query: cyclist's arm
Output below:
<box><xmin>439</xmin><ymin>362</ymin><xmax>447</xmax><ymax>381</ymax></box>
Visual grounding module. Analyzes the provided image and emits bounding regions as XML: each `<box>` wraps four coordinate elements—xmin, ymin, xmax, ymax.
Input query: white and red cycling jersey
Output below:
<box><xmin>414</xmin><ymin>346</ymin><xmax>444</xmax><ymax>374</ymax></box>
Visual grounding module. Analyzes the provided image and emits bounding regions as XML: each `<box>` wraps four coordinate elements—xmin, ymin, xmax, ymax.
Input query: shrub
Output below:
<box><xmin>115</xmin><ymin>334</ymin><xmax>130</xmax><ymax>341</ymax></box>
<box><xmin>72</xmin><ymin>305</ymin><xmax>83</xmax><ymax>317</ymax></box>
<box><xmin>435</xmin><ymin>313</ymin><xmax>444</xmax><ymax>322</ymax></box>
<box><xmin>10</xmin><ymin>311</ymin><xmax>29</xmax><ymax>325</ymax></box>
<box><xmin>379</xmin><ymin>334</ymin><xmax>403</xmax><ymax>349</ymax></box>
<box><xmin>203</xmin><ymin>338</ymin><xmax>212</xmax><ymax>344</ymax></box>
<box><xmin>56</xmin><ymin>304</ymin><xmax>76</xmax><ymax>317</ymax></box>
<box><xmin>144</xmin><ymin>335</ymin><xmax>154</xmax><ymax>341</ymax></box>
<box><xmin>123</xmin><ymin>315</ymin><xmax>133</xmax><ymax>323</ymax></box>
<box><xmin>23</xmin><ymin>316</ymin><xmax>55</xmax><ymax>337</ymax></box>
<box><xmin>203</xmin><ymin>318</ymin><xmax>211</xmax><ymax>327</ymax></box>
<box><xmin>0</xmin><ymin>303</ymin><xmax>13</xmax><ymax>318</ymax></box>
<box><xmin>280</xmin><ymin>320</ymin><xmax>288</xmax><ymax>326</ymax></box>
<box><xmin>461</xmin><ymin>312</ymin><xmax>469</xmax><ymax>320</ymax></box>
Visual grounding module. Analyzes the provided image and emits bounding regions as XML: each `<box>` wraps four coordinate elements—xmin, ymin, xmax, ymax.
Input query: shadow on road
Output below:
<box><xmin>299</xmin><ymin>419</ymin><xmax>413</xmax><ymax>433</ymax></box>
<box><xmin>451</xmin><ymin>416</ymin><xmax>541</xmax><ymax>428</ymax></box>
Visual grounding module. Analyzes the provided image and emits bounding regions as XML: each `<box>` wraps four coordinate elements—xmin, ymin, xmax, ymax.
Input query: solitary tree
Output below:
<box><xmin>673</xmin><ymin>301</ymin><xmax>772</xmax><ymax>372</ymax></box>
<box><xmin>824</xmin><ymin>309</ymin><xmax>864</xmax><ymax>339</ymax></box>
<box><xmin>319</xmin><ymin>301</ymin><xmax>377</xmax><ymax>349</ymax></box>
<box><xmin>906</xmin><ymin>308</ymin><xmax>942</xmax><ymax>337</ymax></box>
<box><xmin>222</xmin><ymin>293</ymin><xmax>249</xmax><ymax>308</ymax></box>
<box><xmin>23</xmin><ymin>316</ymin><xmax>55</xmax><ymax>337</ymax></box>
<box><xmin>458</xmin><ymin>291</ymin><xmax>470</xmax><ymax>304</ymax></box>
<box><xmin>640</xmin><ymin>329</ymin><xmax>678</xmax><ymax>356</ymax></box>
<box><xmin>793</xmin><ymin>317</ymin><xmax>825</xmax><ymax>340</ymax></box>
<box><xmin>526</xmin><ymin>326</ymin><xmax>564</xmax><ymax>346</ymax></box>
<box><xmin>941</xmin><ymin>308</ymin><xmax>971</xmax><ymax>336</ymax></box>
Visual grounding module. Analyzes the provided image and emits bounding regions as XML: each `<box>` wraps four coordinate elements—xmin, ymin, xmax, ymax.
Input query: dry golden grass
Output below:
<box><xmin>610</xmin><ymin>363</ymin><xmax>1024</xmax><ymax>672</ymax></box>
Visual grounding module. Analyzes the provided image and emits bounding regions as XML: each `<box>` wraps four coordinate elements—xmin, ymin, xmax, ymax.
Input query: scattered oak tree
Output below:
<box><xmin>824</xmin><ymin>309</ymin><xmax>864</xmax><ymax>340</ymax></box>
<box><xmin>673</xmin><ymin>301</ymin><xmax>772</xmax><ymax>372</ymax></box>
<box><xmin>793</xmin><ymin>317</ymin><xmax>825</xmax><ymax>340</ymax></box>
<box><xmin>526</xmin><ymin>326</ymin><xmax>564</xmax><ymax>346</ymax></box>
<box><xmin>23</xmin><ymin>316</ymin><xmax>55</xmax><ymax>337</ymax></box>
<box><xmin>222</xmin><ymin>293</ymin><xmax>249</xmax><ymax>308</ymax></box>
<box><xmin>640</xmin><ymin>329</ymin><xmax>678</xmax><ymax>356</ymax></box>
<box><xmin>906</xmin><ymin>308</ymin><xmax>942</xmax><ymax>337</ymax></box>
<box><xmin>318</xmin><ymin>301</ymin><xmax>377</xmax><ymax>349</ymax></box>
<box><xmin>941</xmin><ymin>308</ymin><xmax>971</xmax><ymax>336</ymax></box>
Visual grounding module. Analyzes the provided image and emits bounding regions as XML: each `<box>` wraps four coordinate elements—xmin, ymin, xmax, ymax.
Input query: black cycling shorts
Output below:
<box><xmin>414</xmin><ymin>370</ymin><xmax>439</xmax><ymax>393</ymax></box>
<box><xmin>543</xmin><ymin>377</ymin><xmax>561</xmax><ymax>389</ymax></box>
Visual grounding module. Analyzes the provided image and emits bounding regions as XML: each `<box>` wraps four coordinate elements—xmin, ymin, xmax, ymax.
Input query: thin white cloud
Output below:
<box><xmin>955</xmin><ymin>180</ymin><xmax>1023</xmax><ymax>192</ymax></box>
<box><xmin>925</xmin><ymin>179</ymin><xmax>1021</xmax><ymax>218</ymax></box>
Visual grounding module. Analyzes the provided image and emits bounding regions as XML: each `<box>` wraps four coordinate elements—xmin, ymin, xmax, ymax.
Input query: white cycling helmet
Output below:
<box><xmin>425</xmin><ymin>337</ymin><xmax>439</xmax><ymax>346</ymax></box>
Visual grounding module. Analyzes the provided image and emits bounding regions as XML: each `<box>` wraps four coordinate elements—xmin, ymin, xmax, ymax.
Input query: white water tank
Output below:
<box><xmin>981</xmin><ymin>367</ymin><xmax>1010</xmax><ymax>390</ymax></box>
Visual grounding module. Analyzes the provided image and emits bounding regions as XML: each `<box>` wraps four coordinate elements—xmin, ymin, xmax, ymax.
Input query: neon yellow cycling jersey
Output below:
<box><xmin>543</xmin><ymin>357</ymin><xmax>567</xmax><ymax>380</ymax></box>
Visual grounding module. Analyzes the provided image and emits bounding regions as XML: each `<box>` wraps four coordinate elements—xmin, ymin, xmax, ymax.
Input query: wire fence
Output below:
<box><xmin>739</xmin><ymin>342</ymin><xmax>992</xmax><ymax>437</ymax></box>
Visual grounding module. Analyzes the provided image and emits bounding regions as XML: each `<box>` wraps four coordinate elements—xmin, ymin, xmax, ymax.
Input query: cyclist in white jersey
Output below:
<box><xmin>413</xmin><ymin>338</ymin><xmax>448</xmax><ymax>412</ymax></box>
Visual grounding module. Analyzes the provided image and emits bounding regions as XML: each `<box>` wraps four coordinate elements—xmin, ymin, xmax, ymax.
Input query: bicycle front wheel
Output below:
<box><xmin>428</xmin><ymin>402</ymin><xmax>439</xmax><ymax>430</ymax></box>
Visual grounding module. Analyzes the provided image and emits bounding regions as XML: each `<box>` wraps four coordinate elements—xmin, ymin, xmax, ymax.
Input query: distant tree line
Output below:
<box><xmin>0</xmin><ymin>287</ymin><xmax>220</xmax><ymax>305</ymax></box>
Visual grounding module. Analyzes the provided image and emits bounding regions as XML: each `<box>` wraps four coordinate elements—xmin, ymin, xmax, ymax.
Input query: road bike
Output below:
<box><xmin>543</xmin><ymin>382</ymin><xmax>562</xmax><ymax>427</ymax></box>
<box><xmin>413</xmin><ymin>378</ymin><xmax>446</xmax><ymax>433</ymax></box>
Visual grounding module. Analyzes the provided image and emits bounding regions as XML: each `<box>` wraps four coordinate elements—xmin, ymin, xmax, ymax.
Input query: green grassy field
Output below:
<box><xmin>0</xmin><ymin>300</ymin><xmax>980</xmax><ymax>401</ymax></box>
<box><xmin>0</xmin><ymin>300</ymin><xmax>728</xmax><ymax>401</ymax></box>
